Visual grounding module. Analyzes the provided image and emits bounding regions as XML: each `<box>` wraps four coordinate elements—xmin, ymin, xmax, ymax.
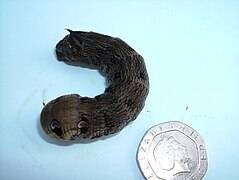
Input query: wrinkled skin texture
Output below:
<box><xmin>40</xmin><ymin>30</ymin><xmax>149</xmax><ymax>140</ymax></box>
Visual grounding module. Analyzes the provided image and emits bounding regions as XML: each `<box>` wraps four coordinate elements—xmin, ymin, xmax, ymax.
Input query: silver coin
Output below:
<box><xmin>137</xmin><ymin>121</ymin><xmax>208</xmax><ymax>180</ymax></box>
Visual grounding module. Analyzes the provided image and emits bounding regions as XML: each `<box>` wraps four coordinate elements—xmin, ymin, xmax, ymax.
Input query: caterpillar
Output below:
<box><xmin>40</xmin><ymin>30</ymin><xmax>149</xmax><ymax>140</ymax></box>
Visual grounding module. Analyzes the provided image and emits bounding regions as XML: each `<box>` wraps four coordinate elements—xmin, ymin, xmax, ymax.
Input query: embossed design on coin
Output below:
<box><xmin>137</xmin><ymin>121</ymin><xmax>208</xmax><ymax>180</ymax></box>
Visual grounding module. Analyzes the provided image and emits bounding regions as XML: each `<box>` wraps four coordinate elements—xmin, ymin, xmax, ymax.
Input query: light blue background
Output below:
<box><xmin>1</xmin><ymin>0</ymin><xmax>239</xmax><ymax>179</ymax></box>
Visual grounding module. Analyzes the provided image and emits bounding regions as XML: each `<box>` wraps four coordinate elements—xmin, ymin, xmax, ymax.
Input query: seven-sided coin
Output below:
<box><xmin>137</xmin><ymin>121</ymin><xmax>208</xmax><ymax>180</ymax></box>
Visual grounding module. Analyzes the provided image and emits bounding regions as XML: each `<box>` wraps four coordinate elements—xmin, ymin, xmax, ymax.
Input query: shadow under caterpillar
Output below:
<box><xmin>40</xmin><ymin>30</ymin><xmax>149</xmax><ymax>140</ymax></box>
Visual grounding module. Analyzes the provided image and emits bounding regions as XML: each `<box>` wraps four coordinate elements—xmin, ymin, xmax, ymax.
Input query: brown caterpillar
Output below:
<box><xmin>40</xmin><ymin>30</ymin><xmax>149</xmax><ymax>140</ymax></box>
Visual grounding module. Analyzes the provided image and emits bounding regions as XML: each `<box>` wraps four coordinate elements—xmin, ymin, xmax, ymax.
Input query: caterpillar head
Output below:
<box><xmin>40</xmin><ymin>94</ymin><xmax>94</xmax><ymax>140</ymax></box>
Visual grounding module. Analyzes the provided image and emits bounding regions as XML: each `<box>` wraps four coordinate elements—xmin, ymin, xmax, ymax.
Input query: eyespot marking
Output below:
<box><xmin>78</xmin><ymin>121</ymin><xmax>89</xmax><ymax>134</ymax></box>
<box><xmin>50</xmin><ymin>119</ymin><xmax>63</xmax><ymax>137</ymax></box>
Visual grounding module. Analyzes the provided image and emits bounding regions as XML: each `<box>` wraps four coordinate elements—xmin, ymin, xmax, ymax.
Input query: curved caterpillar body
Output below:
<box><xmin>40</xmin><ymin>30</ymin><xmax>149</xmax><ymax>140</ymax></box>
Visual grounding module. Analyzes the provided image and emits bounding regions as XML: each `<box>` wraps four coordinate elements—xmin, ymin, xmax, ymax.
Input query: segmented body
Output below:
<box><xmin>40</xmin><ymin>30</ymin><xmax>149</xmax><ymax>140</ymax></box>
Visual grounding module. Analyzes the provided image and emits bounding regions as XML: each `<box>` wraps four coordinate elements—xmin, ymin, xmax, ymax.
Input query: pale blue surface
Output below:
<box><xmin>1</xmin><ymin>0</ymin><xmax>239</xmax><ymax>179</ymax></box>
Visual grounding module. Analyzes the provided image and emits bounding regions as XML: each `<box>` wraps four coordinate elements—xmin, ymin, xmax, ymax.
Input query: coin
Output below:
<box><xmin>137</xmin><ymin>121</ymin><xmax>208</xmax><ymax>180</ymax></box>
